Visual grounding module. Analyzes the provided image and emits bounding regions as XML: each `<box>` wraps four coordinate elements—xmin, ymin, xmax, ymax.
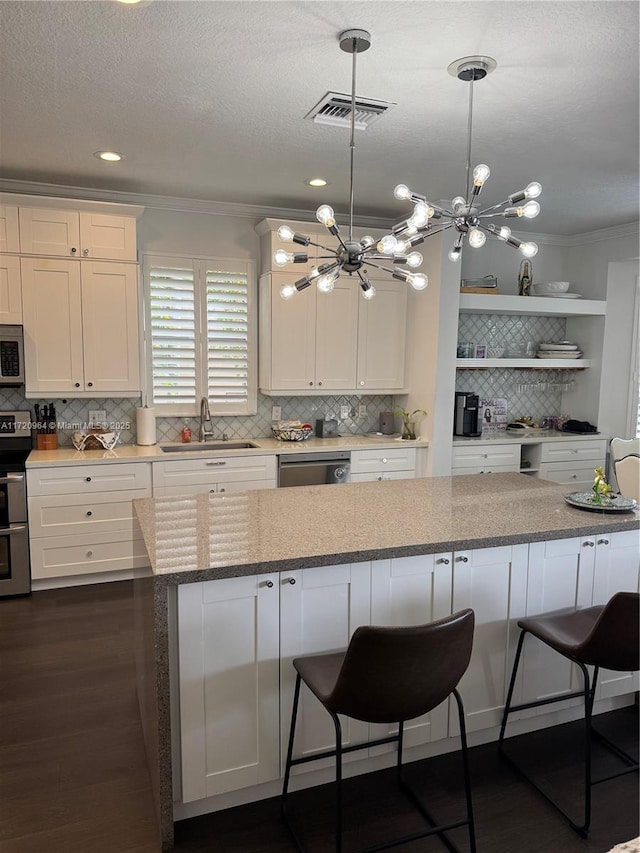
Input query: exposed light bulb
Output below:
<box><xmin>406</xmin><ymin>252</ymin><xmax>423</xmax><ymax>268</ymax></box>
<box><xmin>497</xmin><ymin>226</ymin><xmax>512</xmax><ymax>241</ymax></box>
<box><xmin>408</xmin><ymin>273</ymin><xmax>428</xmax><ymax>291</ymax></box>
<box><xmin>519</xmin><ymin>200</ymin><xmax>541</xmax><ymax>219</ymax></box>
<box><xmin>468</xmin><ymin>229</ymin><xmax>486</xmax><ymax>248</ymax></box>
<box><xmin>280</xmin><ymin>283</ymin><xmax>296</xmax><ymax>300</ymax></box>
<box><xmin>525</xmin><ymin>182</ymin><xmax>542</xmax><ymax>199</ymax></box>
<box><xmin>316</xmin><ymin>205</ymin><xmax>335</xmax><ymax>226</ymax></box>
<box><xmin>519</xmin><ymin>242</ymin><xmax>539</xmax><ymax>258</ymax></box>
<box><xmin>274</xmin><ymin>249</ymin><xmax>293</xmax><ymax>267</ymax></box>
<box><xmin>408</xmin><ymin>202</ymin><xmax>432</xmax><ymax>228</ymax></box>
<box><xmin>362</xmin><ymin>283</ymin><xmax>376</xmax><ymax>300</ymax></box>
<box><xmin>448</xmin><ymin>246</ymin><xmax>462</xmax><ymax>262</ymax></box>
<box><xmin>394</xmin><ymin>184</ymin><xmax>411</xmax><ymax>200</ymax></box>
<box><xmin>309</xmin><ymin>266</ymin><xmax>320</xmax><ymax>279</ymax></box>
<box><xmin>394</xmin><ymin>239</ymin><xmax>410</xmax><ymax>254</ymax></box>
<box><xmin>473</xmin><ymin>164</ymin><xmax>490</xmax><ymax>185</ymax></box>
<box><xmin>316</xmin><ymin>273</ymin><xmax>336</xmax><ymax>293</ymax></box>
<box><xmin>277</xmin><ymin>225</ymin><xmax>295</xmax><ymax>242</ymax></box>
<box><xmin>451</xmin><ymin>196</ymin><xmax>466</xmax><ymax>213</ymax></box>
<box><xmin>361</xmin><ymin>235</ymin><xmax>375</xmax><ymax>249</ymax></box>
<box><xmin>377</xmin><ymin>235</ymin><xmax>398</xmax><ymax>254</ymax></box>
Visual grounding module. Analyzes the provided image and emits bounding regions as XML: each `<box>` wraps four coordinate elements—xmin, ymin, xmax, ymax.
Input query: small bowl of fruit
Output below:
<box><xmin>272</xmin><ymin>420</ymin><xmax>313</xmax><ymax>441</ymax></box>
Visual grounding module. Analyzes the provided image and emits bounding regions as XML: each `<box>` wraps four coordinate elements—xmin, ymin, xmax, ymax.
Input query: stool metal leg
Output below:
<box><xmin>453</xmin><ymin>688</ymin><xmax>477</xmax><ymax>853</ymax></box>
<box><xmin>281</xmin><ymin>673</ymin><xmax>304</xmax><ymax>851</ymax></box>
<box><xmin>329</xmin><ymin>711</ymin><xmax>344</xmax><ymax>853</ymax></box>
<box><xmin>499</xmin><ymin>628</ymin><xmax>527</xmax><ymax>748</ymax></box>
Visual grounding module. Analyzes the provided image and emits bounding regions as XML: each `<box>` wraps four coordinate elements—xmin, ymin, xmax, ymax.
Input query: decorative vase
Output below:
<box><xmin>402</xmin><ymin>420</ymin><xmax>417</xmax><ymax>440</ymax></box>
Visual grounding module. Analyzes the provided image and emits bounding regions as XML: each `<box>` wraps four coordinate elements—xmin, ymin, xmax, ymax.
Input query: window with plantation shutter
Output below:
<box><xmin>143</xmin><ymin>255</ymin><xmax>256</xmax><ymax>416</ymax></box>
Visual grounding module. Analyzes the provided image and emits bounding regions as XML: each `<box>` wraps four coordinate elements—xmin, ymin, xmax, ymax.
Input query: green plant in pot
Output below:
<box><xmin>394</xmin><ymin>408</ymin><xmax>427</xmax><ymax>440</ymax></box>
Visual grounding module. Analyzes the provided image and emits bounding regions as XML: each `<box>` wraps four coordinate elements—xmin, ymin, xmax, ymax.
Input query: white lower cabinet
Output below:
<box><xmin>27</xmin><ymin>462</ymin><xmax>152</xmax><ymax>581</ymax></box>
<box><xmin>450</xmin><ymin>544</ymin><xmax>528</xmax><ymax>734</ymax></box>
<box><xmin>177</xmin><ymin>576</ymin><xmax>280</xmax><ymax>802</ymax></box>
<box><xmin>152</xmin><ymin>455</ymin><xmax>276</xmax><ymax>496</ymax></box>
<box><xmin>174</xmin><ymin>532</ymin><xmax>639</xmax><ymax>806</ymax></box>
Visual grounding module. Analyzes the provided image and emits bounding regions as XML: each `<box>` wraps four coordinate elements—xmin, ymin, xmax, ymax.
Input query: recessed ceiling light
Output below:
<box><xmin>306</xmin><ymin>178</ymin><xmax>328</xmax><ymax>188</ymax></box>
<box><xmin>94</xmin><ymin>150</ymin><xmax>124</xmax><ymax>162</ymax></box>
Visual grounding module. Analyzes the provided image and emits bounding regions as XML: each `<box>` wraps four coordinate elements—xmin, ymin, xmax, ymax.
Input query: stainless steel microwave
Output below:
<box><xmin>0</xmin><ymin>326</ymin><xmax>24</xmax><ymax>386</ymax></box>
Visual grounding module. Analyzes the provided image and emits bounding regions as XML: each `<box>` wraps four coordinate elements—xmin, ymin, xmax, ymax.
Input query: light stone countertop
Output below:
<box><xmin>452</xmin><ymin>430</ymin><xmax>608</xmax><ymax>446</ymax></box>
<box><xmin>26</xmin><ymin>434</ymin><xmax>429</xmax><ymax>467</ymax></box>
<box><xmin>133</xmin><ymin>473</ymin><xmax>639</xmax><ymax>585</ymax></box>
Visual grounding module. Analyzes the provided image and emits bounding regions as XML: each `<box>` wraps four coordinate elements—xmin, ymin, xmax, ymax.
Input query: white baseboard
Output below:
<box><xmin>31</xmin><ymin>569</ymin><xmax>134</xmax><ymax>590</ymax></box>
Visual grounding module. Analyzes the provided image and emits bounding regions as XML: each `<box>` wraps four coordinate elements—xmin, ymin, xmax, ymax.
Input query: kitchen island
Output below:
<box><xmin>133</xmin><ymin>473</ymin><xmax>639</xmax><ymax>850</ymax></box>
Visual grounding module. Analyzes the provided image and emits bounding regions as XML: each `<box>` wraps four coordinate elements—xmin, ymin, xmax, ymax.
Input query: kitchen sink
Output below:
<box><xmin>160</xmin><ymin>441</ymin><xmax>259</xmax><ymax>453</ymax></box>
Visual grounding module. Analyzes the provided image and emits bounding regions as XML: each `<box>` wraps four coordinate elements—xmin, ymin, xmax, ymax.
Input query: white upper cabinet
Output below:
<box><xmin>18</xmin><ymin>208</ymin><xmax>137</xmax><ymax>261</ymax></box>
<box><xmin>0</xmin><ymin>255</ymin><xmax>22</xmax><ymax>324</ymax></box>
<box><xmin>356</xmin><ymin>279</ymin><xmax>407</xmax><ymax>390</ymax></box>
<box><xmin>0</xmin><ymin>205</ymin><xmax>20</xmax><ymax>253</ymax></box>
<box><xmin>21</xmin><ymin>257</ymin><xmax>140</xmax><ymax>396</ymax></box>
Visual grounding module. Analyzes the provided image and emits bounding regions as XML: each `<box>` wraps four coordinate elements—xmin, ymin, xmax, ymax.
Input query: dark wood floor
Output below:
<box><xmin>1</xmin><ymin>581</ymin><xmax>637</xmax><ymax>853</ymax></box>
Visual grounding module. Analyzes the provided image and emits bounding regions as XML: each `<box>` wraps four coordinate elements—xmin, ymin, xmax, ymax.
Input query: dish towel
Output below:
<box><xmin>608</xmin><ymin>839</ymin><xmax>640</xmax><ymax>853</ymax></box>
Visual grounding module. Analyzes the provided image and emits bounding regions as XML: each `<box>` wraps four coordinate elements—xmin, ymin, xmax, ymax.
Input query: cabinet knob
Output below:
<box><xmin>377</xmin><ymin>476</ymin><xmax>383</xmax><ymax>481</ymax></box>
<box><xmin>284</xmin><ymin>577</ymin><xmax>296</xmax><ymax>585</ymax></box>
<box><xmin>583</xmin><ymin>541</ymin><xmax>595</xmax><ymax>547</ymax></box>
<box><xmin>75</xmin><ymin>382</ymin><xmax>81</xmax><ymax>388</ymax></box>
<box><xmin>87</xmin><ymin>382</ymin><xmax>93</xmax><ymax>387</ymax></box>
<box><xmin>381</xmin><ymin>457</ymin><xmax>387</xmax><ymax>463</ymax></box>
<box><xmin>571</xmin><ymin>474</ymin><xmax>577</xmax><ymax>479</ymax></box>
<box><xmin>318</xmin><ymin>381</ymin><xmax>322</xmax><ymax>387</ymax></box>
<box><xmin>265</xmin><ymin>580</ymin><xmax>274</xmax><ymax>588</ymax></box>
<box><xmin>85</xmin><ymin>477</ymin><xmax>92</xmax><ymax>482</ymax></box>
<box><xmin>483</xmin><ymin>453</ymin><xmax>488</xmax><ymax>459</ymax></box>
<box><xmin>219</xmin><ymin>487</ymin><xmax>225</xmax><ymax>493</ymax></box>
<box><xmin>597</xmin><ymin>538</ymin><xmax>609</xmax><ymax>545</ymax></box>
<box><xmin>82</xmin><ymin>248</ymin><xmax>89</xmax><ymax>256</ymax></box>
<box><xmin>86</xmin><ymin>550</ymin><xmax>93</xmax><ymax>558</ymax></box>
<box><xmin>456</xmin><ymin>555</ymin><xmax>469</xmax><ymax>563</ymax></box>
<box><xmin>209</xmin><ymin>489</ymin><xmax>215</xmax><ymax>494</ymax></box>
<box><xmin>70</xmin><ymin>247</ymin><xmax>77</xmax><ymax>254</ymax></box>
<box><xmin>359</xmin><ymin>381</ymin><xmax>365</xmax><ymax>386</ymax></box>
<box><xmin>309</xmin><ymin>381</ymin><xmax>313</xmax><ymax>387</ymax></box>
<box><xmin>436</xmin><ymin>558</ymin><xmax>450</xmax><ymax>565</ymax></box>
<box><xmin>86</xmin><ymin>510</ymin><xmax>92</xmax><ymax>517</ymax></box>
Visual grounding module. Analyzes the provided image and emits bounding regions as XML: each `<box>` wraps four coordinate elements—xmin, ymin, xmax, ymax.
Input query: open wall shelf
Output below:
<box><xmin>459</xmin><ymin>294</ymin><xmax>606</xmax><ymax>317</ymax></box>
<box><xmin>456</xmin><ymin>358</ymin><xmax>590</xmax><ymax>369</ymax></box>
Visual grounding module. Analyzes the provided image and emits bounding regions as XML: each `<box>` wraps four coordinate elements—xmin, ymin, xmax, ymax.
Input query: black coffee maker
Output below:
<box><xmin>454</xmin><ymin>392</ymin><xmax>481</xmax><ymax>436</ymax></box>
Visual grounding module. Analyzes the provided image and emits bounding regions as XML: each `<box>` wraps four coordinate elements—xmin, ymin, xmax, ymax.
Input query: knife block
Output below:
<box><xmin>36</xmin><ymin>433</ymin><xmax>58</xmax><ymax>450</ymax></box>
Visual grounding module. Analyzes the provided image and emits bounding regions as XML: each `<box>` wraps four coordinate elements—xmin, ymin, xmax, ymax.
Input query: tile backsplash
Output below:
<box><xmin>0</xmin><ymin>389</ymin><xmax>394</xmax><ymax>446</ymax></box>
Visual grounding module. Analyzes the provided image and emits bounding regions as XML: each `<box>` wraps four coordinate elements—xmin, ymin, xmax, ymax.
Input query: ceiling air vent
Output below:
<box><xmin>305</xmin><ymin>92</ymin><xmax>395</xmax><ymax>130</ymax></box>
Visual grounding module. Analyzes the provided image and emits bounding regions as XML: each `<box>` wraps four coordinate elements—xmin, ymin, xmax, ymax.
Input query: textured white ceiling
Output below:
<box><xmin>0</xmin><ymin>1</ymin><xmax>638</xmax><ymax>236</ymax></box>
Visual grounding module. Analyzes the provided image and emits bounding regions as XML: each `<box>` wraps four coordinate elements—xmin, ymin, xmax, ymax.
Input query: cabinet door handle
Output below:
<box><xmin>206</xmin><ymin>461</ymin><xmax>227</xmax><ymax>466</ymax></box>
<box><xmin>456</xmin><ymin>556</ymin><xmax>469</xmax><ymax>563</ymax></box>
<box><xmin>86</xmin><ymin>510</ymin><xmax>92</xmax><ymax>517</ymax></box>
<box><xmin>85</xmin><ymin>477</ymin><xmax>92</xmax><ymax>482</ymax></box>
<box><xmin>87</xmin><ymin>381</ymin><xmax>93</xmax><ymax>388</ymax></box>
<box><xmin>284</xmin><ymin>577</ymin><xmax>296</xmax><ymax>585</ymax></box>
<box><xmin>75</xmin><ymin>382</ymin><xmax>81</xmax><ymax>388</ymax></box>
<box><xmin>583</xmin><ymin>541</ymin><xmax>595</xmax><ymax>547</ymax></box>
<box><xmin>318</xmin><ymin>381</ymin><xmax>322</xmax><ymax>387</ymax></box>
<box><xmin>597</xmin><ymin>538</ymin><xmax>609</xmax><ymax>545</ymax></box>
<box><xmin>70</xmin><ymin>247</ymin><xmax>77</xmax><ymax>254</ymax></box>
<box><xmin>219</xmin><ymin>487</ymin><xmax>225</xmax><ymax>493</ymax></box>
<box><xmin>209</xmin><ymin>488</ymin><xmax>215</xmax><ymax>494</ymax></box>
<box><xmin>82</xmin><ymin>248</ymin><xmax>89</xmax><ymax>256</ymax></box>
<box><xmin>309</xmin><ymin>381</ymin><xmax>313</xmax><ymax>386</ymax></box>
<box><xmin>86</xmin><ymin>550</ymin><xmax>93</xmax><ymax>558</ymax></box>
<box><xmin>265</xmin><ymin>580</ymin><xmax>274</xmax><ymax>588</ymax></box>
<box><xmin>436</xmin><ymin>558</ymin><xmax>450</xmax><ymax>565</ymax></box>
<box><xmin>381</xmin><ymin>457</ymin><xmax>387</xmax><ymax>464</ymax></box>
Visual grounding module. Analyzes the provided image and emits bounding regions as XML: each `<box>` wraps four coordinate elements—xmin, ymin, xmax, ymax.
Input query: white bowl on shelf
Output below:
<box><xmin>530</xmin><ymin>281</ymin><xmax>571</xmax><ymax>295</ymax></box>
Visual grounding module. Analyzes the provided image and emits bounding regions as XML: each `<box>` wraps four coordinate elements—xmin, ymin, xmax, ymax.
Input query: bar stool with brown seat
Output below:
<box><xmin>499</xmin><ymin>591</ymin><xmax>639</xmax><ymax>837</ymax></box>
<box><xmin>281</xmin><ymin>609</ymin><xmax>476</xmax><ymax>853</ymax></box>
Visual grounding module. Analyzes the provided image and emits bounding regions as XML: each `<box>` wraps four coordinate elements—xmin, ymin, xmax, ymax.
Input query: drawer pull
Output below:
<box><xmin>436</xmin><ymin>557</ymin><xmax>450</xmax><ymax>565</ymax></box>
<box><xmin>85</xmin><ymin>477</ymin><xmax>92</xmax><ymax>482</ymax></box>
<box><xmin>86</xmin><ymin>550</ymin><xmax>93</xmax><ymax>558</ymax></box>
<box><xmin>456</xmin><ymin>556</ymin><xmax>469</xmax><ymax>563</ymax></box>
<box><xmin>597</xmin><ymin>538</ymin><xmax>609</xmax><ymax>545</ymax></box>
<box><xmin>206</xmin><ymin>461</ymin><xmax>227</xmax><ymax>466</ymax></box>
<box><xmin>583</xmin><ymin>541</ymin><xmax>595</xmax><ymax>547</ymax></box>
<box><xmin>219</xmin><ymin>487</ymin><xmax>226</xmax><ymax>493</ymax></box>
<box><xmin>86</xmin><ymin>511</ymin><xmax>92</xmax><ymax>517</ymax></box>
<box><xmin>284</xmin><ymin>577</ymin><xmax>296</xmax><ymax>585</ymax></box>
<box><xmin>265</xmin><ymin>580</ymin><xmax>274</xmax><ymax>589</ymax></box>
<box><xmin>381</xmin><ymin>457</ymin><xmax>387</xmax><ymax>464</ymax></box>
<box><xmin>209</xmin><ymin>489</ymin><xmax>215</xmax><ymax>494</ymax></box>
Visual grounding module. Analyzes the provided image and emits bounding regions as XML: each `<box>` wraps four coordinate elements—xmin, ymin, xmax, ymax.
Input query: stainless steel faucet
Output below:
<box><xmin>199</xmin><ymin>396</ymin><xmax>214</xmax><ymax>442</ymax></box>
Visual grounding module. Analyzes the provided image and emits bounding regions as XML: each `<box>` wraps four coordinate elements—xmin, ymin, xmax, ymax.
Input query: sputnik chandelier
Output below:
<box><xmin>380</xmin><ymin>56</ymin><xmax>541</xmax><ymax>264</ymax></box>
<box><xmin>276</xmin><ymin>28</ymin><xmax>427</xmax><ymax>301</ymax></box>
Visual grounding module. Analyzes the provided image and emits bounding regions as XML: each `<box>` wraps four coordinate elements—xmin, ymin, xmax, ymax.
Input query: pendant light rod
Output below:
<box><xmin>464</xmin><ymin>78</ymin><xmax>474</xmax><ymax>201</ymax></box>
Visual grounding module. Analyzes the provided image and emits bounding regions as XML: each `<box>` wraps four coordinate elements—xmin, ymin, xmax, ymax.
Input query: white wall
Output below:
<box><xmin>460</xmin><ymin>236</ymin><xmax>568</xmax><ymax>295</ymax></box>
<box><xmin>137</xmin><ymin>208</ymin><xmax>263</xmax><ymax>259</ymax></box>
<box><xmin>566</xmin><ymin>227</ymin><xmax>639</xmax><ymax>299</ymax></box>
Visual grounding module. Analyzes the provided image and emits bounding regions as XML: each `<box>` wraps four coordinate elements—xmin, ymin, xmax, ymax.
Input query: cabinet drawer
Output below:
<box><xmin>27</xmin><ymin>462</ymin><xmax>151</xmax><ymax>496</ymax></box>
<box><xmin>452</xmin><ymin>443</ymin><xmax>520</xmax><ymax>469</ymax></box>
<box><xmin>452</xmin><ymin>464</ymin><xmax>520</xmax><ymax>476</ymax></box>
<box><xmin>539</xmin><ymin>462</ymin><xmax>601</xmax><ymax>488</ymax></box>
<box><xmin>153</xmin><ymin>479</ymin><xmax>275</xmax><ymax>498</ymax></box>
<box><xmin>152</xmin><ymin>455</ymin><xmax>276</xmax><ymax>490</ymax></box>
<box><xmin>28</xmin><ymin>491</ymin><xmax>145</xmax><ymax>538</ymax></box>
<box><xmin>350</xmin><ymin>470</ymin><xmax>415</xmax><ymax>483</ymax></box>
<box><xmin>351</xmin><ymin>447</ymin><xmax>416</xmax><ymax>474</ymax></box>
<box><xmin>539</xmin><ymin>440</ymin><xmax>606</xmax><ymax>464</ymax></box>
<box><xmin>30</xmin><ymin>529</ymin><xmax>149</xmax><ymax>579</ymax></box>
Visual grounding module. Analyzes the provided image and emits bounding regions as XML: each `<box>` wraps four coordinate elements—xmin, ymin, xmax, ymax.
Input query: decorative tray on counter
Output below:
<box><xmin>564</xmin><ymin>492</ymin><xmax>637</xmax><ymax>513</ymax></box>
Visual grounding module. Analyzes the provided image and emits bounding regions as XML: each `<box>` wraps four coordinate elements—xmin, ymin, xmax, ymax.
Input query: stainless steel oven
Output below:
<box><xmin>278</xmin><ymin>451</ymin><xmax>351</xmax><ymax>488</ymax></box>
<box><xmin>0</xmin><ymin>411</ymin><xmax>32</xmax><ymax>597</ymax></box>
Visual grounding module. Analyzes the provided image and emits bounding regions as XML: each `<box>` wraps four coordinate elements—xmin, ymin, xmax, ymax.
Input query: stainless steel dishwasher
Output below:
<box><xmin>278</xmin><ymin>450</ymin><xmax>351</xmax><ymax>487</ymax></box>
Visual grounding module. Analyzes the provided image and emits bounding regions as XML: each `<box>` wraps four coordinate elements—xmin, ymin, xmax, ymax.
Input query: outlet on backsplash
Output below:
<box><xmin>340</xmin><ymin>405</ymin><xmax>350</xmax><ymax>420</ymax></box>
<box><xmin>358</xmin><ymin>404</ymin><xmax>367</xmax><ymax>419</ymax></box>
<box><xmin>271</xmin><ymin>405</ymin><xmax>282</xmax><ymax>421</ymax></box>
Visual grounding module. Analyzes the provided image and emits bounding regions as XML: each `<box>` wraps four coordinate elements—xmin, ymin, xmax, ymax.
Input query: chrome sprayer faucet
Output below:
<box><xmin>199</xmin><ymin>396</ymin><xmax>214</xmax><ymax>442</ymax></box>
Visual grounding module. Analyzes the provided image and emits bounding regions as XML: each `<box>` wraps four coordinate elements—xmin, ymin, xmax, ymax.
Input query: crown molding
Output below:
<box><xmin>0</xmin><ymin>178</ymin><xmax>636</xmax><ymax>246</ymax></box>
<box><xmin>0</xmin><ymin>178</ymin><xmax>393</xmax><ymax>230</ymax></box>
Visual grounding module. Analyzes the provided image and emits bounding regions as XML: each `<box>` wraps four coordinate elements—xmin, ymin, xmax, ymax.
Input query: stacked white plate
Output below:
<box><xmin>536</xmin><ymin>341</ymin><xmax>583</xmax><ymax>359</ymax></box>
<box><xmin>530</xmin><ymin>282</ymin><xmax>582</xmax><ymax>298</ymax></box>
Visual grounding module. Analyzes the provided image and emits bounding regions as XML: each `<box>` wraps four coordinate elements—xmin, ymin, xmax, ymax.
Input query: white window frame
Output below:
<box><xmin>141</xmin><ymin>253</ymin><xmax>257</xmax><ymax>417</ymax></box>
